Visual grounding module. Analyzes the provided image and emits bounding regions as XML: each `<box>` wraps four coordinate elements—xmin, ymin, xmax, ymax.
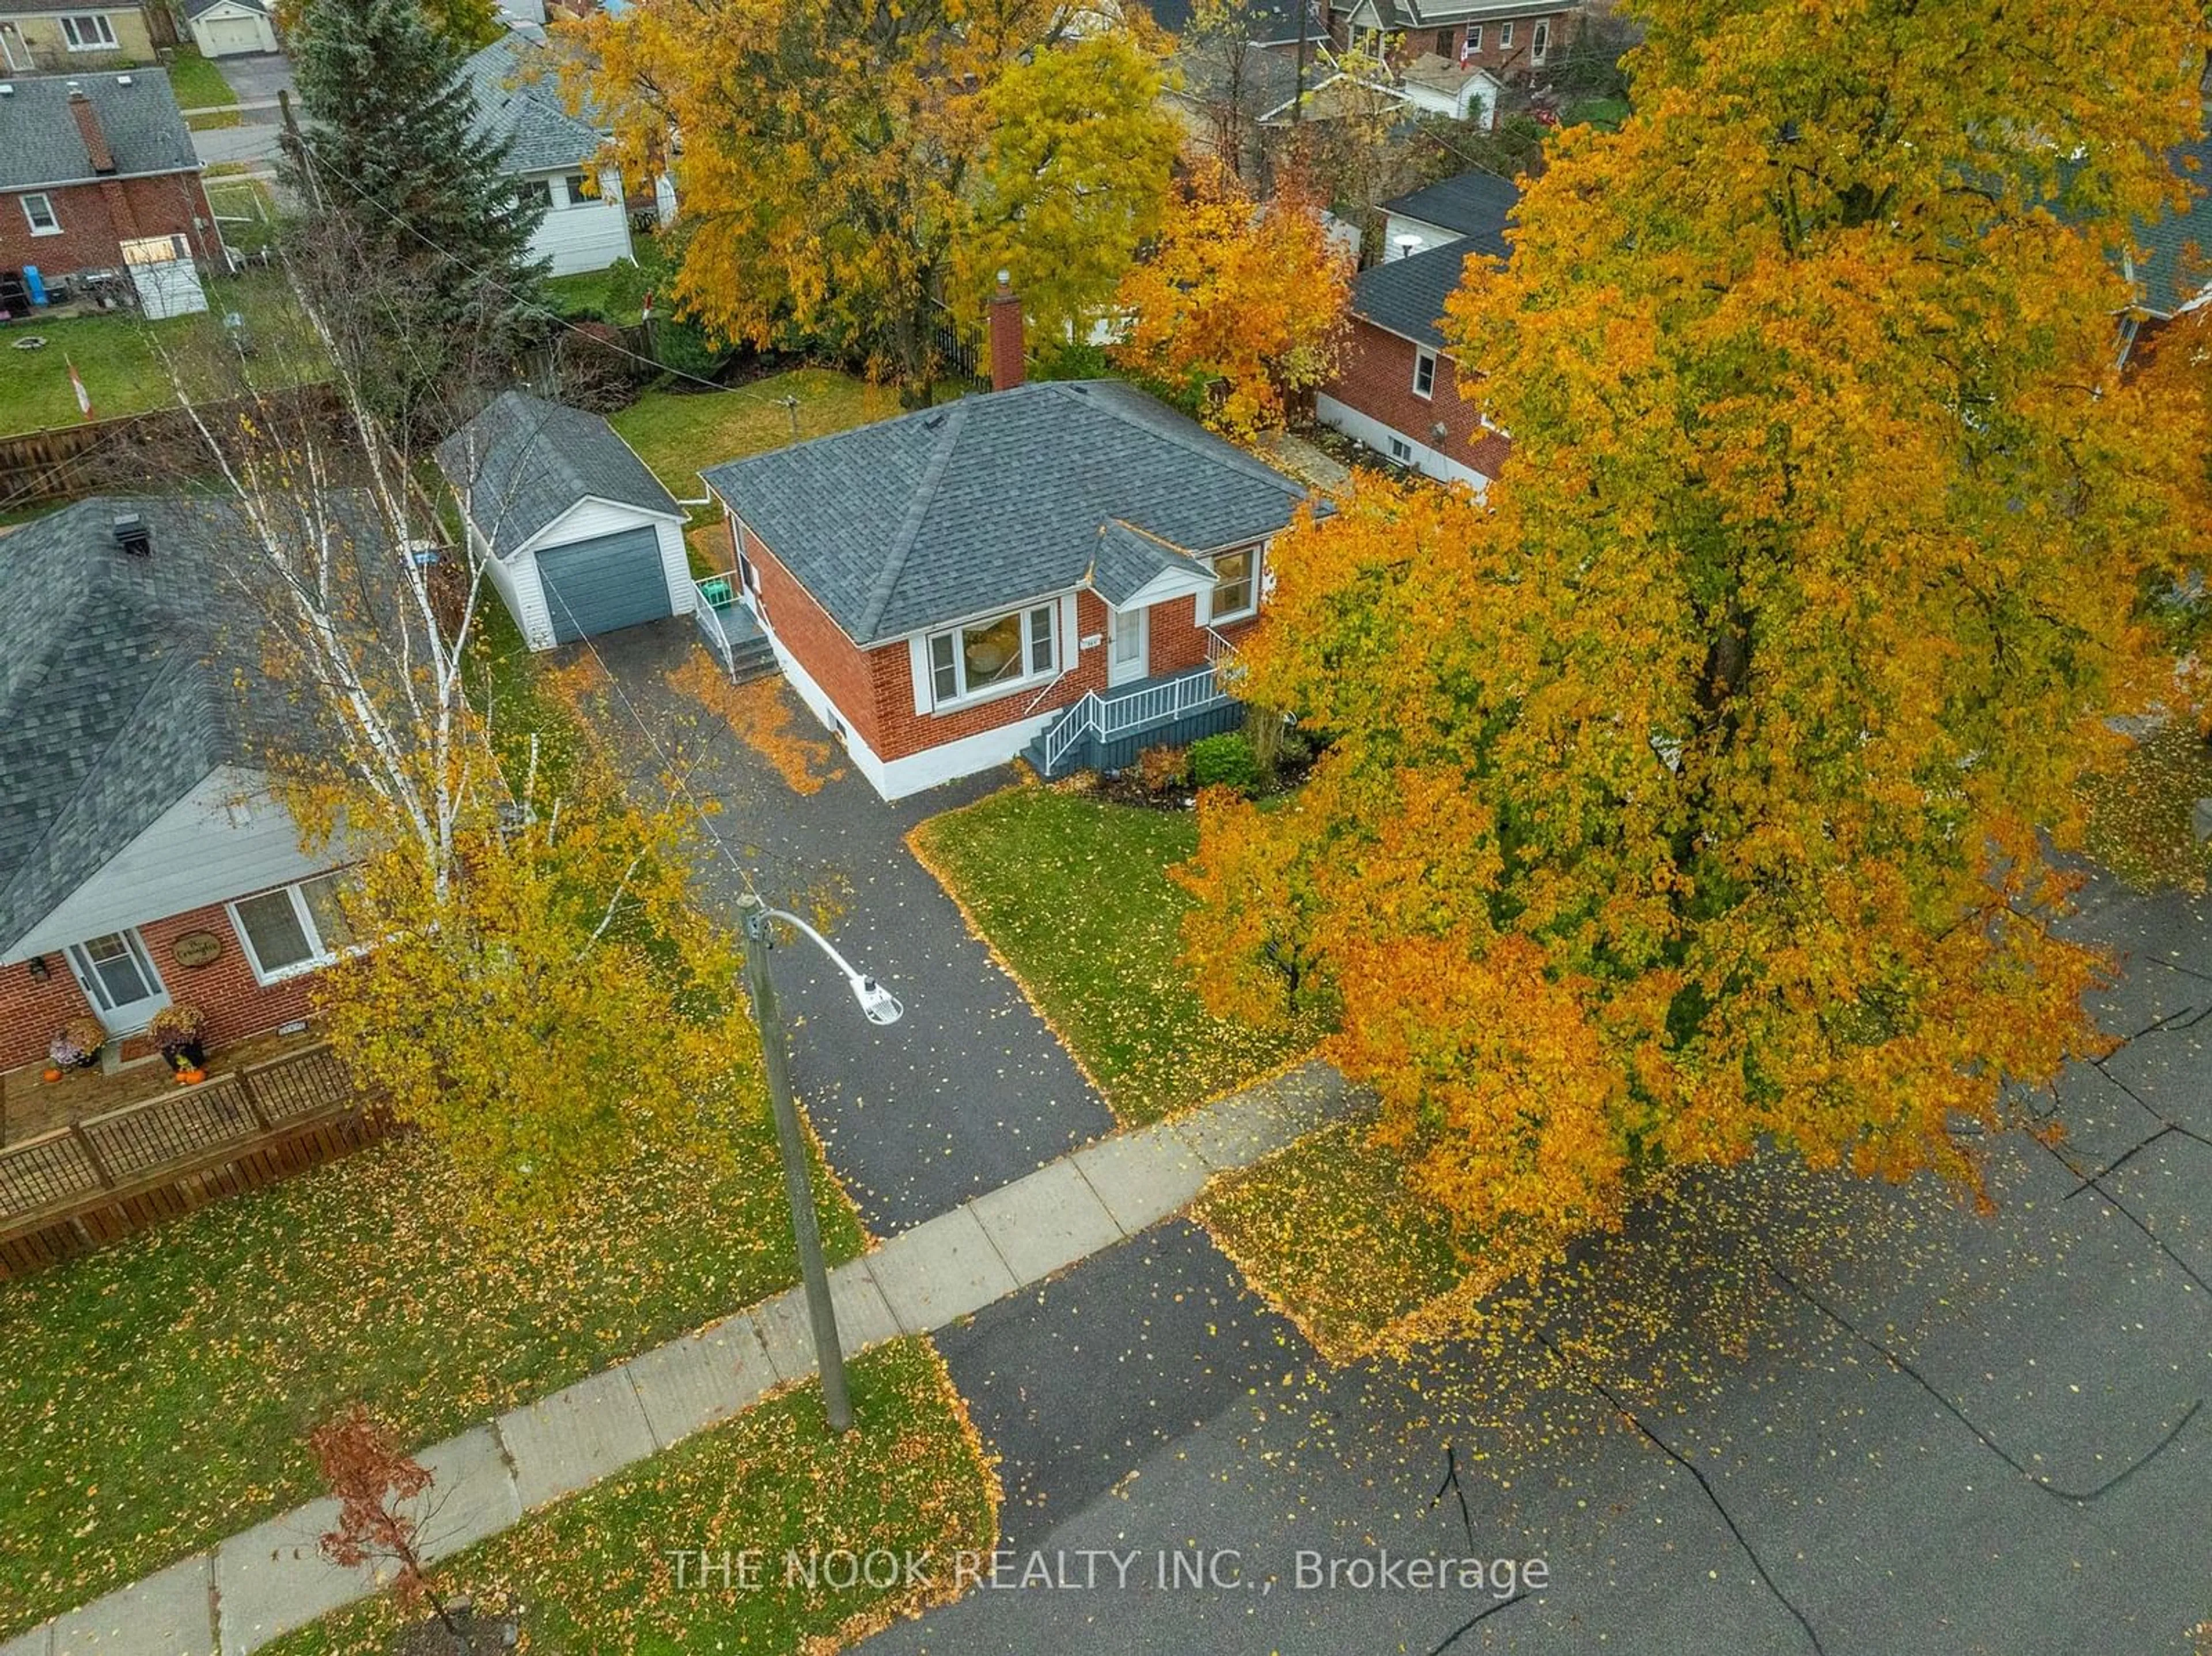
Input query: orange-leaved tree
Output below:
<box><xmin>1111</xmin><ymin>162</ymin><xmax>1353</xmax><ymax>438</ymax></box>
<box><xmin>1178</xmin><ymin>0</ymin><xmax>2212</xmax><ymax>1275</ymax></box>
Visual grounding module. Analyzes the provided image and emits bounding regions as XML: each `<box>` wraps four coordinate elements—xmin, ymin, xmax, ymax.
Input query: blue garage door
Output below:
<box><xmin>537</xmin><ymin>526</ymin><xmax>673</xmax><ymax>643</ymax></box>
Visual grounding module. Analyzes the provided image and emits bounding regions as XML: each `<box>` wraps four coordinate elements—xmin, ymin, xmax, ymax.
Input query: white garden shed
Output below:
<box><xmin>435</xmin><ymin>390</ymin><xmax>695</xmax><ymax>651</ymax></box>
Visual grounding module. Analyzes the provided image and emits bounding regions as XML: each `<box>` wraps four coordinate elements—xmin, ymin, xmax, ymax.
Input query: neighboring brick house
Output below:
<box><xmin>1330</xmin><ymin>0</ymin><xmax>1578</xmax><ymax>79</ymax></box>
<box><xmin>0</xmin><ymin>0</ymin><xmax>165</xmax><ymax>73</ymax></box>
<box><xmin>1317</xmin><ymin>229</ymin><xmax>1513</xmax><ymax>489</ymax></box>
<box><xmin>0</xmin><ymin>499</ymin><xmax>353</xmax><ymax>1074</ymax></box>
<box><xmin>0</xmin><ymin>69</ymin><xmax>221</xmax><ymax>305</ymax></box>
<box><xmin>700</xmin><ymin>294</ymin><xmax>1318</xmax><ymax>800</ymax></box>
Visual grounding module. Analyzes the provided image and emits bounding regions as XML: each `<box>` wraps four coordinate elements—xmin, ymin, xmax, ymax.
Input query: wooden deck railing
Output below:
<box><xmin>0</xmin><ymin>1043</ymin><xmax>384</xmax><ymax>1278</ymax></box>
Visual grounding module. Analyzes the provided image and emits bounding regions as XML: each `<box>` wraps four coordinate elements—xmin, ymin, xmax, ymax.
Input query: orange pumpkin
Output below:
<box><xmin>41</xmin><ymin>1067</ymin><xmax>60</xmax><ymax>1083</ymax></box>
<box><xmin>180</xmin><ymin>1067</ymin><xmax>207</xmax><ymax>1085</ymax></box>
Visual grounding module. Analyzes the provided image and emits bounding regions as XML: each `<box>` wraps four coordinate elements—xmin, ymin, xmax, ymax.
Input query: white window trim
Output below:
<box><xmin>62</xmin><ymin>13</ymin><xmax>117</xmax><ymax>48</ymax></box>
<box><xmin>1387</xmin><ymin>435</ymin><xmax>1414</xmax><ymax>464</ymax></box>
<box><xmin>1203</xmin><ymin>544</ymin><xmax>1264</xmax><ymax>626</ymax></box>
<box><xmin>21</xmin><ymin>192</ymin><xmax>59</xmax><ymax>236</ymax></box>
<box><xmin>1465</xmin><ymin>23</ymin><xmax>1482</xmax><ymax>50</ymax></box>
<box><xmin>922</xmin><ymin>600</ymin><xmax>1060</xmax><ymax>714</ymax></box>
<box><xmin>1412</xmin><ymin>346</ymin><xmax>1437</xmax><ymax>400</ymax></box>
<box><xmin>1531</xmin><ymin>18</ymin><xmax>1548</xmax><ymax>61</ymax></box>
<box><xmin>227</xmin><ymin>873</ymin><xmax>358</xmax><ymax>985</ymax></box>
<box><xmin>1498</xmin><ymin>19</ymin><xmax>1513</xmax><ymax>48</ymax></box>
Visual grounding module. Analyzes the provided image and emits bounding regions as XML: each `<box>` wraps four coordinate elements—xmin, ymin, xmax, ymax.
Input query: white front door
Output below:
<box><xmin>1107</xmin><ymin>604</ymin><xmax>1149</xmax><ymax>687</ymax></box>
<box><xmin>67</xmin><ymin>929</ymin><xmax>171</xmax><ymax>1032</ymax></box>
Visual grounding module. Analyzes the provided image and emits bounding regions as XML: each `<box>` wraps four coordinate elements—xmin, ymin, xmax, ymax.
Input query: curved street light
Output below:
<box><xmin>736</xmin><ymin>893</ymin><xmax>899</xmax><ymax>1433</ymax></box>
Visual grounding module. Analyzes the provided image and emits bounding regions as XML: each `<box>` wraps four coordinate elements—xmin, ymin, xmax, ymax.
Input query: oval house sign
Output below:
<box><xmin>172</xmin><ymin>930</ymin><xmax>224</xmax><ymax>969</ymax></box>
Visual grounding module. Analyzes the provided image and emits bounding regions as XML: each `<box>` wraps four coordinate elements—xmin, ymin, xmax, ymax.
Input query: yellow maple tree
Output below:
<box><xmin>1179</xmin><ymin>0</ymin><xmax>2212</xmax><ymax>1275</ymax></box>
<box><xmin>581</xmin><ymin>0</ymin><xmax>1182</xmax><ymax>399</ymax></box>
<box><xmin>1111</xmin><ymin>162</ymin><xmax>1354</xmax><ymax>438</ymax></box>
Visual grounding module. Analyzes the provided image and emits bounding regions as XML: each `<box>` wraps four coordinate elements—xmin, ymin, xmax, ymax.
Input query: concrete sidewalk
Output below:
<box><xmin>3</xmin><ymin>1063</ymin><xmax>1354</xmax><ymax>1656</ymax></box>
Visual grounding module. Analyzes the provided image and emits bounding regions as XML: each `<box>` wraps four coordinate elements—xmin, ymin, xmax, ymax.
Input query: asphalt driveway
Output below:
<box><xmin>578</xmin><ymin>621</ymin><xmax>1115</xmax><ymax>1234</ymax></box>
<box><xmin>866</xmin><ymin>869</ymin><xmax>2212</xmax><ymax>1655</ymax></box>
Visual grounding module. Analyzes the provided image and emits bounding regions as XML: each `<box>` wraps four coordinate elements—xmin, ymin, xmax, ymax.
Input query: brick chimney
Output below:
<box><xmin>68</xmin><ymin>84</ymin><xmax>115</xmax><ymax>175</ymax></box>
<box><xmin>988</xmin><ymin>270</ymin><xmax>1024</xmax><ymax>393</ymax></box>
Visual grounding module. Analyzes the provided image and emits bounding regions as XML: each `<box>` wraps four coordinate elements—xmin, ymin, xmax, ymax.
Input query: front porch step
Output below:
<box><xmin>726</xmin><ymin>634</ymin><xmax>777</xmax><ymax>685</ymax></box>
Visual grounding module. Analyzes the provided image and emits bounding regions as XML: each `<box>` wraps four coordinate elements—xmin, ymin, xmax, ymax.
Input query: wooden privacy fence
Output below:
<box><xmin>0</xmin><ymin>381</ymin><xmax>344</xmax><ymax>505</ymax></box>
<box><xmin>0</xmin><ymin>1043</ymin><xmax>389</xmax><ymax>1279</ymax></box>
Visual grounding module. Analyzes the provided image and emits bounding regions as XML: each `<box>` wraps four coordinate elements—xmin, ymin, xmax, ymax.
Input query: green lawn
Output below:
<box><xmin>0</xmin><ymin>272</ymin><xmax>328</xmax><ymax>438</ymax></box>
<box><xmin>203</xmin><ymin>176</ymin><xmax>282</xmax><ymax>257</ymax></box>
<box><xmin>1197</xmin><ymin>1115</ymin><xmax>1472</xmax><ymax>1362</ymax></box>
<box><xmin>264</xmin><ymin>1339</ymin><xmax>995</xmax><ymax>1655</ymax></box>
<box><xmin>164</xmin><ymin>48</ymin><xmax>241</xmax><ymax>130</ymax></box>
<box><xmin>910</xmin><ymin>786</ymin><xmax>1321</xmax><ymax>1126</ymax></box>
<box><xmin>0</xmin><ymin>1080</ymin><xmax>863</xmax><ymax>1635</ymax></box>
<box><xmin>544</xmin><ymin>264</ymin><xmax>642</xmax><ymax>327</ymax></box>
<box><xmin>608</xmin><ymin>369</ymin><xmax>904</xmax><ymax>511</ymax></box>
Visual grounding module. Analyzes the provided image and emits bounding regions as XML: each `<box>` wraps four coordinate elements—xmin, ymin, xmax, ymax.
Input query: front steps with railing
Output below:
<box><xmin>1022</xmin><ymin>662</ymin><xmax>1247</xmax><ymax>780</ymax></box>
<box><xmin>693</xmin><ymin>578</ymin><xmax>778</xmax><ymax>684</ymax></box>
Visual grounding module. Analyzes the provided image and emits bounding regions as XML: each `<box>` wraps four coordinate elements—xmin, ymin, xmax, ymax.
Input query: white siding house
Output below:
<box><xmin>7</xmin><ymin>768</ymin><xmax>340</xmax><ymax>962</ymax></box>
<box><xmin>459</xmin><ymin>31</ymin><xmax>636</xmax><ymax>277</ymax></box>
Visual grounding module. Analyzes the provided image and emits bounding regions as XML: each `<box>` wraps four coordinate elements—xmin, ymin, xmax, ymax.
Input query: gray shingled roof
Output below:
<box><xmin>1379</xmin><ymin>169</ymin><xmax>1520</xmax><ymax>256</ymax></box>
<box><xmin>1091</xmin><ymin>520</ymin><xmax>1214</xmax><ymax>607</ymax></box>
<box><xmin>179</xmin><ymin>0</ymin><xmax>270</xmax><ymax>18</ymax></box>
<box><xmin>0</xmin><ymin>70</ymin><xmax>199</xmax><ymax>192</ymax></box>
<box><xmin>0</xmin><ymin>498</ymin><xmax>319</xmax><ymax>957</ymax></box>
<box><xmin>1351</xmin><ymin>234</ymin><xmax>1485</xmax><ymax>350</ymax></box>
<box><xmin>437</xmin><ymin>389</ymin><xmax>679</xmax><ymax>560</ymax></box>
<box><xmin>703</xmin><ymin>381</ymin><xmax>1311</xmax><ymax>645</ymax></box>
<box><xmin>456</xmin><ymin>32</ymin><xmax>605</xmax><ymax>176</ymax></box>
<box><xmin>2134</xmin><ymin>137</ymin><xmax>2212</xmax><ymax>319</ymax></box>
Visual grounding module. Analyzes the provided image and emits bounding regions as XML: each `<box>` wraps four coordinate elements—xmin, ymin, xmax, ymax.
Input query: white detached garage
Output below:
<box><xmin>437</xmin><ymin>389</ymin><xmax>695</xmax><ymax>651</ymax></box>
<box><xmin>185</xmin><ymin>0</ymin><xmax>280</xmax><ymax>57</ymax></box>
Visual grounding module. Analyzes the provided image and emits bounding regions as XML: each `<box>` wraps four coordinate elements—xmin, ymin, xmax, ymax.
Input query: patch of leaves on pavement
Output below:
<box><xmin>664</xmin><ymin>655</ymin><xmax>843</xmax><ymax>797</ymax></box>
<box><xmin>2081</xmin><ymin>721</ymin><xmax>2212</xmax><ymax>890</ymax></box>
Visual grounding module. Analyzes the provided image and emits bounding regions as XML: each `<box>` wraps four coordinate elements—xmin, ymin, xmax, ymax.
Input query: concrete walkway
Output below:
<box><xmin>3</xmin><ymin>1064</ymin><xmax>1354</xmax><ymax>1656</ymax></box>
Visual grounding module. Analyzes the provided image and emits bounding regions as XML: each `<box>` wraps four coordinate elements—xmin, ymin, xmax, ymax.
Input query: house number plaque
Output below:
<box><xmin>172</xmin><ymin>931</ymin><xmax>224</xmax><ymax>969</ymax></box>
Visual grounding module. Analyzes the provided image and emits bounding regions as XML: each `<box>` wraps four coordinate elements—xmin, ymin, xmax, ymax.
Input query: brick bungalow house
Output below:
<box><xmin>1318</xmin><ymin>173</ymin><xmax>1517</xmax><ymax>487</ymax></box>
<box><xmin>0</xmin><ymin>69</ymin><xmax>219</xmax><ymax>308</ymax></box>
<box><xmin>701</xmin><ymin>290</ymin><xmax>1317</xmax><ymax>800</ymax></box>
<box><xmin>1330</xmin><ymin>0</ymin><xmax>1580</xmax><ymax>80</ymax></box>
<box><xmin>0</xmin><ymin>499</ymin><xmax>353</xmax><ymax>1075</ymax></box>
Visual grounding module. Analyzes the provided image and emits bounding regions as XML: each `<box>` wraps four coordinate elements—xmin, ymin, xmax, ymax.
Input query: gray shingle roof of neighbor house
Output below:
<box><xmin>0</xmin><ymin>69</ymin><xmax>200</xmax><ymax>192</ymax></box>
<box><xmin>1351</xmin><ymin>233</ymin><xmax>1484</xmax><ymax>350</ymax></box>
<box><xmin>1378</xmin><ymin>168</ymin><xmax>1520</xmax><ymax>258</ymax></box>
<box><xmin>0</xmin><ymin>497</ymin><xmax>328</xmax><ymax>957</ymax></box>
<box><xmin>457</xmin><ymin>30</ymin><xmax>608</xmax><ymax>175</ymax></box>
<box><xmin>703</xmin><ymin>380</ymin><xmax>1315</xmax><ymax>646</ymax></box>
<box><xmin>437</xmin><ymin>388</ymin><xmax>680</xmax><ymax>560</ymax></box>
<box><xmin>179</xmin><ymin>0</ymin><xmax>271</xmax><ymax>19</ymax></box>
<box><xmin>2133</xmin><ymin>137</ymin><xmax>2212</xmax><ymax>319</ymax></box>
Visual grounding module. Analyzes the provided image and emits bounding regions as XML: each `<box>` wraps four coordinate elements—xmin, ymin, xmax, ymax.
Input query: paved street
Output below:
<box><xmin>584</xmin><ymin>622</ymin><xmax>1115</xmax><ymax>1232</ymax></box>
<box><xmin>868</xmin><ymin>870</ymin><xmax>2212</xmax><ymax>1656</ymax></box>
<box><xmin>185</xmin><ymin>54</ymin><xmax>292</xmax><ymax>171</ymax></box>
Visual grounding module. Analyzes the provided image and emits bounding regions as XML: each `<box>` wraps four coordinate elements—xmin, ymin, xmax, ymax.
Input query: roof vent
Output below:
<box><xmin>113</xmin><ymin>513</ymin><xmax>151</xmax><ymax>557</ymax></box>
<box><xmin>921</xmin><ymin>411</ymin><xmax>948</xmax><ymax>430</ymax></box>
<box><xmin>0</xmin><ymin>86</ymin><xmax>13</xmax><ymax>98</ymax></box>
<box><xmin>115</xmin><ymin>74</ymin><xmax>132</xmax><ymax>86</ymax></box>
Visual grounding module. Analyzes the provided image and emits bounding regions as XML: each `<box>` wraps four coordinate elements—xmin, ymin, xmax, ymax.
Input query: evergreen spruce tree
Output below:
<box><xmin>287</xmin><ymin>0</ymin><xmax>547</xmax><ymax>431</ymax></box>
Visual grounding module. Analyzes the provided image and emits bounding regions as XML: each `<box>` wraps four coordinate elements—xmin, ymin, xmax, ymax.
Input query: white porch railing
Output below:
<box><xmin>694</xmin><ymin>578</ymin><xmax>736</xmax><ymax>677</ymax></box>
<box><xmin>1040</xmin><ymin>664</ymin><xmax>1237</xmax><ymax>775</ymax></box>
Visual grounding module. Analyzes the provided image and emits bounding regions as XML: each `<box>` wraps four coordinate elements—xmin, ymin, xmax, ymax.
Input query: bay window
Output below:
<box><xmin>926</xmin><ymin>603</ymin><xmax>1057</xmax><ymax>708</ymax></box>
